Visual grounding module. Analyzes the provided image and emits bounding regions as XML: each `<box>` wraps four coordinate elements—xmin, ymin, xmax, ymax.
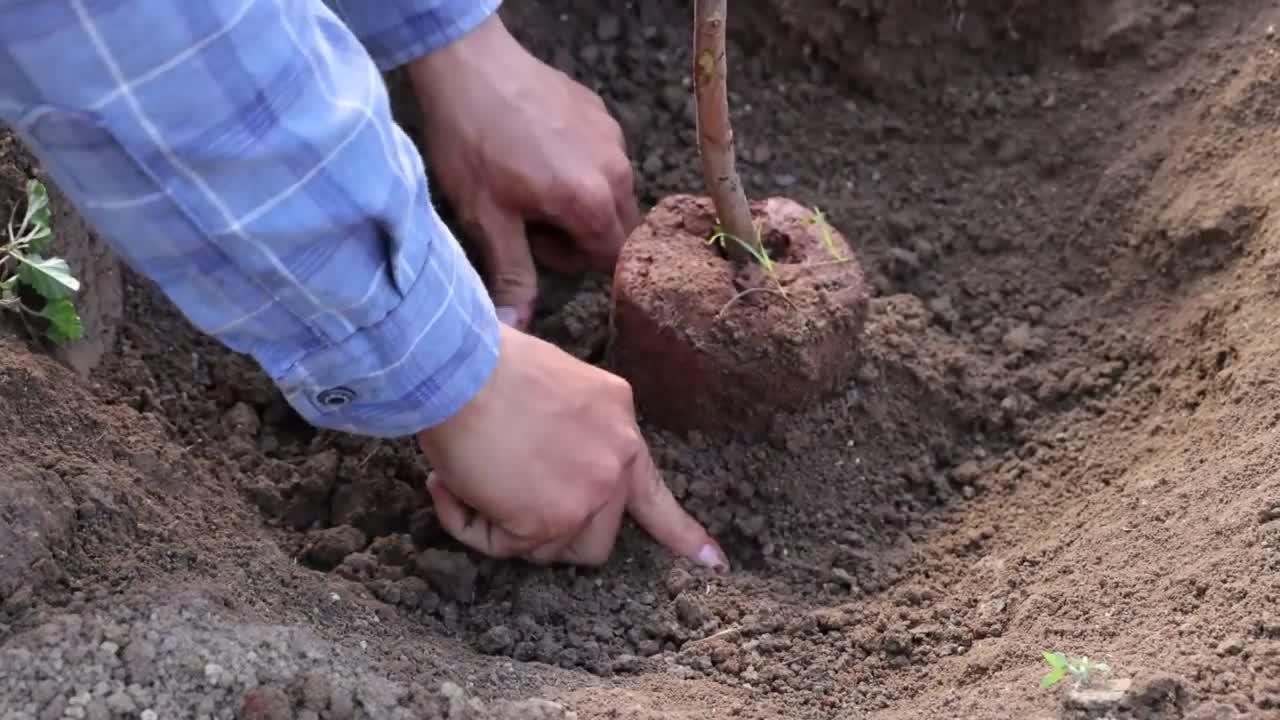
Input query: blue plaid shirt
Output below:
<box><xmin>0</xmin><ymin>0</ymin><xmax>504</xmax><ymax>438</ymax></box>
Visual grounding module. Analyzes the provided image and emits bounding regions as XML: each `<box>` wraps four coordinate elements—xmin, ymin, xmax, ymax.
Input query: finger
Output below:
<box><xmin>426</xmin><ymin>471</ymin><xmax>526</xmax><ymax>559</ymax></box>
<box><xmin>465</xmin><ymin>199</ymin><xmax>538</xmax><ymax>329</ymax></box>
<box><xmin>622</xmin><ymin>431</ymin><xmax>730</xmax><ymax>573</ymax></box>
<box><xmin>523</xmin><ymin>495</ymin><xmax>623</xmax><ymax>567</ymax></box>
<box><xmin>541</xmin><ymin>172</ymin><xmax>629</xmax><ymax>267</ymax></box>
<box><xmin>523</xmin><ymin>538</ymin><xmax>572</xmax><ymax>566</ymax></box>
<box><xmin>595</xmin><ymin>146</ymin><xmax>641</xmax><ymax>251</ymax></box>
<box><xmin>527</xmin><ymin>223</ymin><xmax>594</xmax><ymax>275</ymax></box>
<box><xmin>611</xmin><ymin>169</ymin><xmax>642</xmax><ymax>241</ymax></box>
<box><xmin>558</xmin><ymin>494</ymin><xmax>627</xmax><ymax>567</ymax></box>
<box><xmin>577</xmin><ymin>126</ymin><xmax>639</xmax><ymax>267</ymax></box>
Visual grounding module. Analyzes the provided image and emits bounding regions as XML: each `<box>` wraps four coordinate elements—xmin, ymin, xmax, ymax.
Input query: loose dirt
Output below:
<box><xmin>3</xmin><ymin>0</ymin><xmax>1280</xmax><ymax>718</ymax></box>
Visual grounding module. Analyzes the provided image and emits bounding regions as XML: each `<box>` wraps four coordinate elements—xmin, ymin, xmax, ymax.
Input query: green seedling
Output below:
<box><xmin>707</xmin><ymin>206</ymin><xmax>851</xmax><ymax>275</ymax></box>
<box><xmin>1039</xmin><ymin>651</ymin><xmax>1111</xmax><ymax>690</ymax></box>
<box><xmin>2</xmin><ymin>179</ymin><xmax>83</xmax><ymax>345</ymax></box>
<box><xmin>805</xmin><ymin>206</ymin><xmax>845</xmax><ymax>260</ymax></box>
<box><xmin>708</xmin><ymin>221</ymin><xmax>774</xmax><ymax>275</ymax></box>
<box><xmin>707</xmin><ymin>219</ymin><xmax>799</xmax><ymax>319</ymax></box>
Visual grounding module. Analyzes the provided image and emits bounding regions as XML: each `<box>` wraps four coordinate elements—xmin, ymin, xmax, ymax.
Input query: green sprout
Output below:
<box><xmin>707</xmin><ymin>220</ymin><xmax>796</xmax><ymax>319</ymax></box>
<box><xmin>1040</xmin><ymin>651</ymin><xmax>1111</xmax><ymax>690</ymax></box>
<box><xmin>805</xmin><ymin>206</ymin><xmax>845</xmax><ymax>260</ymax></box>
<box><xmin>708</xmin><ymin>220</ymin><xmax>774</xmax><ymax>275</ymax></box>
<box><xmin>706</xmin><ymin>208</ymin><xmax>859</xmax><ymax>320</ymax></box>
<box><xmin>2</xmin><ymin>179</ymin><xmax>83</xmax><ymax>345</ymax></box>
<box><xmin>709</xmin><ymin>206</ymin><xmax>847</xmax><ymax>278</ymax></box>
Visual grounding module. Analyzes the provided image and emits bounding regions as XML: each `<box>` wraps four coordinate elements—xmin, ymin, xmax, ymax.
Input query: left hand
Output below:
<box><xmin>416</xmin><ymin>323</ymin><xmax>728</xmax><ymax>571</ymax></box>
<box><xmin>407</xmin><ymin>13</ymin><xmax>641</xmax><ymax>328</ymax></box>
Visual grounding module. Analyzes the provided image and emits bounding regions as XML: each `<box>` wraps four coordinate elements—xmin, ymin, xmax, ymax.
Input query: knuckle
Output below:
<box><xmin>610</xmin><ymin>428</ymin><xmax>649</xmax><ymax>478</ymax></box>
<box><xmin>617</xmin><ymin>424</ymin><xmax>646</xmax><ymax>460</ymax></box>
<box><xmin>604</xmin><ymin>154</ymin><xmax>635</xmax><ymax>194</ymax></box>
<box><xmin>559</xmin><ymin>174</ymin><xmax>615</xmax><ymax>230</ymax></box>
<box><xmin>604</xmin><ymin>373</ymin><xmax>634</xmax><ymax>404</ymax></box>
<box><xmin>588</xmin><ymin>453</ymin><xmax>628</xmax><ymax>490</ymax></box>
<box><xmin>574</xmin><ymin>460</ymin><xmax>626</xmax><ymax>511</ymax></box>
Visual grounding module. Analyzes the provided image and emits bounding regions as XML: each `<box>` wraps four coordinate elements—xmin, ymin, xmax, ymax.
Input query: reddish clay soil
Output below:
<box><xmin>4</xmin><ymin>0</ymin><xmax>1280</xmax><ymax>718</ymax></box>
<box><xmin>610</xmin><ymin>194</ymin><xmax>868</xmax><ymax>436</ymax></box>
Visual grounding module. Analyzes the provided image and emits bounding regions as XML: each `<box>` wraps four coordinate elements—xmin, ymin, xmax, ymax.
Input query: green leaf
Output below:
<box><xmin>1040</xmin><ymin>667</ymin><xmax>1067</xmax><ymax>689</ymax></box>
<box><xmin>16</xmin><ymin>254</ymin><xmax>79</xmax><ymax>300</ymax></box>
<box><xmin>1042</xmin><ymin>651</ymin><xmax>1067</xmax><ymax>669</ymax></box>
<box><xmin>23</xmin><ymin>179</ymin><xmax>52</xmax><ymax>254</ymax></box>
<box><xmin>25</xmin><ymin>224</ymin><xmax>52</xmax><ymax>254</ymax></box>
<box><xmin>37</xmin><ymin>298</ymin><xmax>83</xmax><ymax>345</ymax></box>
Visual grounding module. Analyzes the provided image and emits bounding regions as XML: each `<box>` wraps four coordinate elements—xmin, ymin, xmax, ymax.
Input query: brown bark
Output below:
<box><xmin>693</xmin><ymin>0</ymin><xmax>758</xmax><ymax>263</ymax></box>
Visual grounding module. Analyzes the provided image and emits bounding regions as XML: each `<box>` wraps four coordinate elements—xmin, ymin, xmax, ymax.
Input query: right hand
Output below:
<box><xmin>407</xmin><ymin>12</ymin><xmax>640</xmax><ymax>329</ymax></box>
<box><xmin>416</xmin><ymin>323</ymin><xmax>729</xmax><ymax>570</ymax></box>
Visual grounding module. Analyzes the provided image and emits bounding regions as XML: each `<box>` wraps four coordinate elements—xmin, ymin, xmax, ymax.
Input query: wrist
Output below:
<box><xmin>406</xmin><ymin>11</ymin><xmax>515</xmax><ymax>100</ymax></box>
<box><xmin>415</xmin><ymin>322</ymin><xmax>513</xmax><ymax>450</ymax></box>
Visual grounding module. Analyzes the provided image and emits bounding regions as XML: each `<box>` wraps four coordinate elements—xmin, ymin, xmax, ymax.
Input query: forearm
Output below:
<box><xmin>0</xmin><ymin>0</ymin><xmax>499</xmax><ymax>437</ymax></box>
<box><xmin>320</xmin><ymin>0</ymin><xmax>503</xmax><ymax>71</ymax></box>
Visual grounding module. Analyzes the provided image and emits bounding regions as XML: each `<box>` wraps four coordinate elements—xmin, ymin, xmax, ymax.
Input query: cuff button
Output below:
<box><xmin>317</xmin><ymin>387</ymin><xmax>356</xmax><ymax>407</ymax></box>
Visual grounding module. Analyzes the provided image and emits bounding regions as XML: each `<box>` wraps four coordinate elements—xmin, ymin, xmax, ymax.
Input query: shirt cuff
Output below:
<box><xmin>279</xmin><ymin>219</ymin><xmax>501</xmax><ymax>438</ymax></box>
<box><xmin>323</xmin><ymin>0</ymin><xmax>504</xmax><ymax>71</ymax></box>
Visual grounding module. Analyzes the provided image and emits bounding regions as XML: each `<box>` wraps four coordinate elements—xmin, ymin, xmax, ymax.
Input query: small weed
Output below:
<box><xmin>708</xmin><ymin>220</ymin><xmax>774</xmax><ymax>276</ymax></box>
<box><xmin>708</xmin><ymin>220</ymin><xmax>795</xmax><ymax>319</ymax></box>
<box><xmin>1040</xmin><ymin>651</ymin><xmax>1111</xmax><ymax>690</ymax></box>
<box><xmin>805</xmin><ymin>206</ymin><xmax>845</xmax><ymax>261</ymax></box>
<box><xmin>2</xmin><ymin>179</ymin><xmax>83</xmax><ymax>345</ymax></box>
<box><xmin>708</xmin><ymin>207</ymin><xmax>849</xmax><ymax>278</ymax></box>
<box><xmin>707</xmin><ymin>209</ymin><xmax>858</xmax><ymax>320</ymax></box>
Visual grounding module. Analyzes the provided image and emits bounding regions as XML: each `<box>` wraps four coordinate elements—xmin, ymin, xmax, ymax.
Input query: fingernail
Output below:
<box><xmin>696</xmin><ymin>542</ymin><xmax>729</xmax><ymax>573</ymax></box>
<box><xmin>495</xmin><ymin>306</ymin><xmax>519</xmax><ymax>326</ymax></box>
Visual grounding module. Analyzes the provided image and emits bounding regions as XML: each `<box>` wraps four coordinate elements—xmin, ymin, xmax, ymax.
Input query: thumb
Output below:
<box><xmin>469</xmin><ymin>201</ymin><xmax>538</xmax><ymax>329</ymax></box>
<box><xmin>624</xmin><ymin>440</ymin><xmax>730</xmax><ymax>573</ymax></box>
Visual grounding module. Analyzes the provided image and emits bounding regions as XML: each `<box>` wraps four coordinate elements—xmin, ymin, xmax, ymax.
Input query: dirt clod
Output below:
<box><xmin>303</xmin><ymin>526</ymin><xmax>368</xmax><ymax>570</ymax></box>
<box><xmin>609</xmin><ymin>194</ymin><xmax>868</xmax><ymax>438</ymax></box>
<box><xmin>478</xmin><ymin>626</ymin><xmax>517</xmax><ymax>656</ymax></box>
<box><xmin>222</xmin><ymin>402</ymin><xmax>262</xmax><ymax>438</ymax></box>
<box><xmin>415</xmin><ymin>549</ymin><xmax>477</xmax><ymax>603</ymax></box>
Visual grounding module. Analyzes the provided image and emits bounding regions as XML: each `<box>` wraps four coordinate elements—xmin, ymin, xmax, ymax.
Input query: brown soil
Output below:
<box><xmin>4</xmin><ymin>0</ymin><xmax>1280</xmax><ymax>718</ymax></box>
<box><xmin>609</xmin><ymin>194</ymin><xmax>868</xmax><ymax>436</ymax></box>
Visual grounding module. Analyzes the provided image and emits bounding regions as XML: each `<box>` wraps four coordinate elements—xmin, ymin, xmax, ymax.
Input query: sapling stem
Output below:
<box><xmin>693</xmin><ymin>0</ymin><xmax>758</xmax><ymax>265</ymax></box>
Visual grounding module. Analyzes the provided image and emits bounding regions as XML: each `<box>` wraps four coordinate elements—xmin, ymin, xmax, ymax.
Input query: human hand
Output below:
<box><xmin>407</xmin><ymin>13</ymin><xmax>640</xmax><ymax>329</ymax></box>
<box><xmin>416</xmin><ymin>324</ymin><xmax>729</xmax><ymax>571</ymax></box>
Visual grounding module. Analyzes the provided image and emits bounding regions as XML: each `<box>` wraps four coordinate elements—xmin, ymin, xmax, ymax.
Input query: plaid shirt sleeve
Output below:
<box><xmin>0</xmin><ymin>0</ymin><xmax>501</xmax><ymax>439</ymax></box>
<box><xmin>320</xmin><ymin>0</ymin><xmax>504</xmax><ymax>71</ymax></box>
